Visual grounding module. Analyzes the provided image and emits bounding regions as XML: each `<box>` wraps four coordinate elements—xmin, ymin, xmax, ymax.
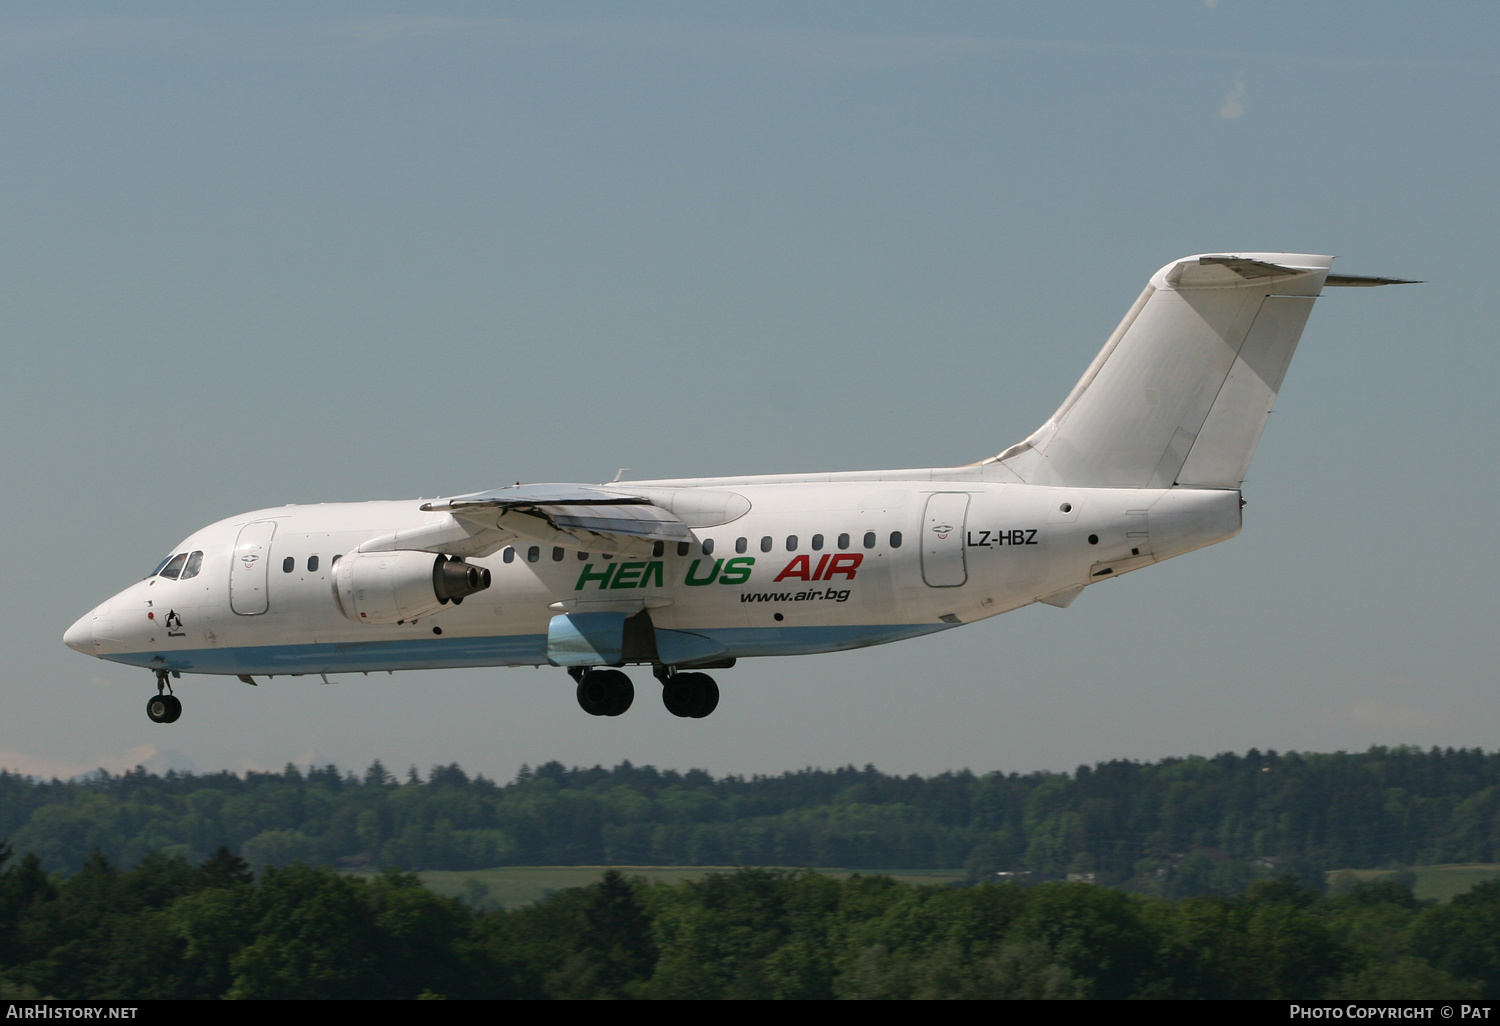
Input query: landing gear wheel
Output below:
<box><xmin>147</xmin><ymin>694</ymin><xmax>182</xmax><ymax>724</ymax></box>
<box><xmin>662</xmin><ymin>672</ymin><xmax>719</xmax><ymax>718</ymax></box>
<box><xmin>662</xmin><ymin>675</ymin><xmax>697</xmax><ymax>717</ymax></box>
<box><xmin>575</xmin><ymin>669</ymin><xmax>634</xmax><ymax>717</ymax></box>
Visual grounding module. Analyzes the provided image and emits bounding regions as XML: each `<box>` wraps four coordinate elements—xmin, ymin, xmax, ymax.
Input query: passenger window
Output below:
<box><xmin>735</xmin><ymin>537</ymin><xmax>747</xmax><ymax>554</ymax></box>
<box><xmin>786</xmin><ymin>535</ymin><xmax>797</xmax><ymax>551</ymax></box>
<box><xmin>702</xmin><ymin>539</ymin><xmax>715</xmax><ymax>555</ymax></box>
<box><xmin>812</xmin><ymin>534</ymin><xmax>824</xmax><ymax>551</ymax></box>
<box><xmin>890</xmin><ymin>532</ymin><xmax>902</xmax><ymax>548</ymax></box>
<box><xmin>652</xmin><ymin>541</ymin><xmax>664</xmax><ymax>558</ymax></box>
<box><xmin>552</xmin><ymin>547</ymin><xmax>564</xmax><ymax>562</ymax></box>
<box><xmin>159</xmin><ymin>553</ymin><xmax>188</xmax><ymax>579</ymax></box>
<box><xmin>282</xmin><ymin>556</ymin><xmax>295</xmax><ymax>573</ymax></box>
<box><xmin>760</xmin><ymin>536</ymin><xmax>772</xmax><ymax>552</ymax></box>
<box><xmin>863</xmin><ymin>532</ymin><xmax>876</xmax><ymax>549</ymax></box>
<box><xmin>527</xmin><ymin>546</ymin><xmax>540</xmax><ymax>563</ymax></box>
<box><xmin>181</xmin><ymin>551</ymin><xmax>204</xmax><ymax>579</ymax></box>
<box><xmin>838</xmin><ymin>533</ymin><xmax>850</xmax><ymax>550</ymax></box>
<box><xmin>579</xmin><ymin>551</ymin><xmax>589</xmax><ymax>560</ymax></box>
<box><xmin>307</xmin><ymin>555</ymin><xmax>319</xmax><ymax>572</ymax></box>
<box><xmin>503</xmin><ymin>547</ymin><xmax>515</xmax><ymax>563</ymax></box>
<box><xmin>677</xmin><ymin>542</ymin><xmax>690</xmax><ymax>557</ymax></box>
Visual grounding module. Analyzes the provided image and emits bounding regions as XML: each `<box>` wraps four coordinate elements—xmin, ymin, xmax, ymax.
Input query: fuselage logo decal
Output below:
<box><xmin>574</xmin><ymin>557</ymin><xmax>755</xmax><ymax>591</ymax></box>
<box><xmin>773</xmin><ymin>554</ymin><xmax>861</xmax><ymax>582</ymax></box>
<box><xmin>572</xmin><ymin>553</ymin><xmax>863</xmax><ymax>591</ymax></box>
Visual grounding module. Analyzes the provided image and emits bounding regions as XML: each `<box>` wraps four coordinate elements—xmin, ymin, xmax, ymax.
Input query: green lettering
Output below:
<box><xmin>611</xmin><ymin>561</ymin><xmax>646</xmax><ymax>589</ymax></box>
<box><xmin>684</xmin><ymin>558</ymin><xmax>722</xmax><ymax>586</ymax></box>
<box><xmin>575</xmin><ymin>563</ymin><xmax>616</xmax><ymax>590</ymax></box>
<box><xmin>640</xmin><ymin>560</ymin><xmax>664</xmax><ymax>588</ymax></box>
<box><xmin>719</xmin><ymin>556</ymin><xmax>755</xmax><ymax>585</ymax></box>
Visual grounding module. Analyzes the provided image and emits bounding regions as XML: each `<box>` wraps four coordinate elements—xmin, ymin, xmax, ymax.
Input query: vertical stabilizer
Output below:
<box><xmin>990</xmin><ymin>253</ymin><xmax>1334</xmax><ymax>488</ymax></box>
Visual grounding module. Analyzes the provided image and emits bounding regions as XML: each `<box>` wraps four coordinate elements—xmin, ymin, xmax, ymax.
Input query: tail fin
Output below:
<box><xmin>991</xmin><ymin>253</ymin><xmax>1337</xmax><ymax>489</ymax></box>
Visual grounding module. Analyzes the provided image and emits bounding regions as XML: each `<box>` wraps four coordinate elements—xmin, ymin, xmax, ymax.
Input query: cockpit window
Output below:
<box><xmin>148</xmin><ymin>555</ymin><xmax>173</xmax><ymax>579</ymax></box>
<box><xmin>158</xmin><ymin>553</ymin><xmax>189</xmax><ymax>580</ymax></box>
<box><xmin>180</xmin><ymin>551</ymin><xmax>204</xmax><ymax>580</ymax></box>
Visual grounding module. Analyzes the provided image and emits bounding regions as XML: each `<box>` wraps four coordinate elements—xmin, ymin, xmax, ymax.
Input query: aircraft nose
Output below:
<box><xmin>63</xmin><ymin>613</ymin><xmax>95</xmax><ymax>656</ymax></box>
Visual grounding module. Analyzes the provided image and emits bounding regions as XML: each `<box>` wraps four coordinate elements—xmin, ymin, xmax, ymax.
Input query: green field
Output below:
<box><xmin>413</xmin><ymin>866</ymin><xmax>968</xmax><ymax>910</ymax></box>
<box><xmin>408</xmin><ymin>863</ymin><xmax>1500</xmax><ymax>910</ymax></box>
<box><xmin>1328</xmin><ymin>864</ymin><xmax>1500</xmax><ymax>903</ymax></box>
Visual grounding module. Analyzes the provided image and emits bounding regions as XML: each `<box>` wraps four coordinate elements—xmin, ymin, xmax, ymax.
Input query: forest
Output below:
<box><xmin>0</xmin><ymin>848</ymin><xmax>1495</xmax><ymax>999</ymax></box>
<box><xmin>2</xmin><ymin>746</ymin><xmax>1499</xmax><ymax>998</ymax></box>
<box><xmin>2</xmin><ymin>746</ymin><xmax>1498</xmax><ymax>892</ymax></box>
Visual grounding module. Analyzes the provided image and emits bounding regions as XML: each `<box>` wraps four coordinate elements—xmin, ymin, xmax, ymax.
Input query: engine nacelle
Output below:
<box><xmin>334</xmin><ymin>551</ymin><xmax>492</xmax><ymax>625</ymax></box>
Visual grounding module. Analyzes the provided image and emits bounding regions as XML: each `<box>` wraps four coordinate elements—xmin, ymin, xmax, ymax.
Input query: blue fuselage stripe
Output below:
<box><xmin>101</xmin><ymin>622</ymin><xmax>953</xmax><ymax>675</ymax></box>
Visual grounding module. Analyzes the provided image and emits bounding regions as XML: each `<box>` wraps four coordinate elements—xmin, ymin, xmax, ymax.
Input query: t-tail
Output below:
<box><xmin>987</xmin><ymin>253</ymin><xmax>1415</xmax><ymax>488</ymax></box>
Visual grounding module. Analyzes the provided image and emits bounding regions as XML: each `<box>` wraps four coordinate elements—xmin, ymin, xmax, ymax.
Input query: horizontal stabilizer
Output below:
<box><xmin>1323</xmin><ymin>274</ymin><xmax>1422</xmax><ymax>287</ymax></box>
<box><xmin>1167</xmin><ymin>256</ymin><xmax>1317</xmax><ymax>288</ymax></box>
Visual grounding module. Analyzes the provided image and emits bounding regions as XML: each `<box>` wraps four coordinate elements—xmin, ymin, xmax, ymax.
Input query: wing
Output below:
<box><xmin>420</xmin><ymin>483</ymin><xmax>695</xmax><ymax>556</ymax></box>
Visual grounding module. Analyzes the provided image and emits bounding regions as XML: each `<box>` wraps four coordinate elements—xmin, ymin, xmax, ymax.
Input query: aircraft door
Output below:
<box><xmin>230</xmin><ymin>521</ymin><xmax>276</xmax><ymax>615</ymax></box>
<box><xmin>921</xmin><ymin>493</ymin><xmax>970</xmax><ymax>587</ymax></box>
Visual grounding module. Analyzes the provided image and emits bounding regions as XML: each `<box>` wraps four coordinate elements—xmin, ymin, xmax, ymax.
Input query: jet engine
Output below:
<box><xmin>334</xmin><ymin>551</ymin><xmax>491</xmax><ymax>625</ymax></box>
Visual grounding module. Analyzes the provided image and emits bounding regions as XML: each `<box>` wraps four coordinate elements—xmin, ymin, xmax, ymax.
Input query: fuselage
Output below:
<box><xmin>65</xmin><ymin>468</ymin><xmax>1241</xmax><ymax>679</ymax></box>
<box><xmin>70</xmin><ymin>249</ymin><xmax>1385</xmax><ymax>718</ymax></box>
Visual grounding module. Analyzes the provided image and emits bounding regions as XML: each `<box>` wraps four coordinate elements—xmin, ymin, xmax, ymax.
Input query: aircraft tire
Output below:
<box><xmin>662</xmin><ymin>676</ymin><xmax>697</xmax><ymax>717</ymax></box>
<box><xmin>576</xmin><ymin>669</ymin><xmax>633</xmax><ymax>717</ymax></box>
<box><xmin>663</xmin><ymin>672</ymin><xmax>719</xmax><ymax>718</ymax></box>
<box><xmin>602</xmin><ymin>670</ymin><xmax>634</xmax><ymax>717</ymax></box>
<box><xmin>690</xmin><ymin>676</ymin><xmax>719</xmax><ymax>719</ymax></box>
<box><xmin>147</xmin><ymin>694</ymin><xmax>182</xmax><ymax>724</ymax></box>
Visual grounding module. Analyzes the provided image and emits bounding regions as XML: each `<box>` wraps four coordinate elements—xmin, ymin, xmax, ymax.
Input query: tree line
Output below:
<box><xmin>0</xmin><ymin>844</ymin><xmax>1495</xmax><ymax>999</ymax></box>
<box><xmin>2</xmin><ymin>746</ymin><xmax>1498</xmax><ymax>889</ymax></box>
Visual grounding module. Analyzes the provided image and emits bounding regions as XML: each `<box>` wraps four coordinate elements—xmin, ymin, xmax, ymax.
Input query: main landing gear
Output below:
<box><xmin>567</xmin><ymin>666</ymin><xmax>720</xmax><ymax>718</ymax></box>
<box><xmin>571</xmin><ymin>667</ymin><xmax>635</xmax><ymax>717</ymax></box>
<box><xmin>147</xmin><ymin>668</ymin><xmax>182</xmax><ymax>724</ymax></box>
<box><xmin>659</xmin><ymin>670</ymin><xmax>719</xmax><ymax>719</ymax></box>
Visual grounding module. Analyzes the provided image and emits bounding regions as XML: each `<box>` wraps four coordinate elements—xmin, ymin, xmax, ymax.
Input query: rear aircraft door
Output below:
<box><xmin>230</xmin><ymin>521</ymin><xmax>276</xmax><ymax>615</ymax></box>
<box><xmin>921</xmin><ymin>493</ymin><xmax>970</xmax><ymax>587</ymax></box>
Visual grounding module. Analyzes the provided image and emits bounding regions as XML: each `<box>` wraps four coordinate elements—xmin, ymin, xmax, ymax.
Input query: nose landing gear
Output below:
<box><xmin>147</xmin><ymin>669</ymin><xmax>182</xmax><ymax>724</ymax></box>
<box><xmin>147</xmin><ymin>694</ymin><xmax>182</xmax><ymax>723</ymax></box>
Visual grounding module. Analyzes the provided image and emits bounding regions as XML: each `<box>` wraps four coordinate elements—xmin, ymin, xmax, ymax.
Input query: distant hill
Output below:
<box><xmin>3</xmin><ymin>746</ymin><xmax>1498</xmax><ymax>896</ymax></box>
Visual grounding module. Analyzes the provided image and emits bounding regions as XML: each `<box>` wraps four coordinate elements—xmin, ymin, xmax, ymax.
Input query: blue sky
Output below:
<box><xmin>3</xmin><ymin>2</ymin><xmax>1497</xmax><ymax>781</ymax></box>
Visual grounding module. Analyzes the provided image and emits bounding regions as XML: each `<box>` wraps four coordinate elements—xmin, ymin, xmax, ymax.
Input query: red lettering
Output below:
<box><xmin>812</xmin><ymin>554</ymin><xmax>830</xmax><ymax>580</ymax></box>
<box><xmin>825</xmin><ymin>553</ymin><xmax>863</xmax><ymax>579</ymax></box>
<box><xmin>774</xmin><ymin>555</ymin><xmax>812</xmax><ymax>582</ymax></box>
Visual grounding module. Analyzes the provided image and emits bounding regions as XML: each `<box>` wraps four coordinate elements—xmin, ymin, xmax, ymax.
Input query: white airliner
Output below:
<box><xmin>64</xmin><ymin>253</ymin><xmax>1411</xmax><ymax>723</ymax></box>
